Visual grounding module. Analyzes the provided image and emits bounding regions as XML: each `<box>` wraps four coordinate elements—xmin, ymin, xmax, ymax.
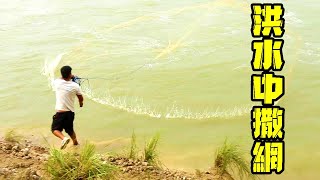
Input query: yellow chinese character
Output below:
<box><xmin>251</xmin><ymin>4</ymin><xmax>285</xmax><ymax>37</ymax></box>
<box><xmin>252</xmin><ymin>107</ymin><xmax>284</xmax><ymax>140</ymax></box>
<box><xmin>270</xmin><ymin>142</ymin><xmax>284</xmax><ymax>173</ymax></box>
<box><xmin>252</xmin><ymin>141</ymin><xmax>265</xmax><ymax>173</ymax></box>
<box><xmin>252</xmin><ymin>72</ymin><xmax>284</xmax><ymax>105</ymax></box>
<box><xmin>252</xmin><ymin>141</ymin><xmax>284</xmax><ymax>174</ymax></box>
<box><xmin>252</xmin><ymin>38</ymin><xmax>284</xmax><ymax>71</ymax></box>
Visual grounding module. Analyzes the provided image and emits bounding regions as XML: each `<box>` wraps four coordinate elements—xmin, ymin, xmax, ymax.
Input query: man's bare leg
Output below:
<box><xmin>53</xmin><ymin>130</ymin><xmax>65</xmax><ymax>140</ymax></box>
<box><xmin>69</xmin><ymin>131</ymin><xmax>79</xmax><ymax>145</ymax></box>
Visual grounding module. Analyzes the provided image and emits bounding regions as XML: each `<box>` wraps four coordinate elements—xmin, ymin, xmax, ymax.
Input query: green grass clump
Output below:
<box><xmin>4</xmin><ymin>129</ymin><xmax>22</xmax><ymax>143</ymax></box>
<box><xmin>46</xmin><ymin>143</ymin><xmax>117</xmax><ymax>180</ymax></box>
<box><xmin>128</xmin><ymin>130</ymin><xmax>138</xmax><ymax>160</ymax></box>
<box><xmin>143</xmin><ymin>133</ymin><xmax>160</xmax><ymax>166</ymax></box>
<box><xmin>214</xmin><ymin>140</ymin><xmax>255</xmax><ymax>180</ymax></box>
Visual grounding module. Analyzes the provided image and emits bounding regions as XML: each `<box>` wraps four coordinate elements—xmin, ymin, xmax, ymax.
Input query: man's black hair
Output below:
<box><xmin>61</xmin><ymin>66</ymin><xmax>72</xmax><ymax>79</ymax></box>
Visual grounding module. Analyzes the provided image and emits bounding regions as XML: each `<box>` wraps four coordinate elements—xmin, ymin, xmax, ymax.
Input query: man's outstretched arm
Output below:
<box><xmin>77</xmin><ymin>95</ymin><xmax>84</xmax><ymax>107</ymax></box>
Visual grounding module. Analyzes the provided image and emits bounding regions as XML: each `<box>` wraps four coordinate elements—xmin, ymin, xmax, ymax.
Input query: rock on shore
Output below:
<box><xmin>0</xmin><ymin>140</ymin><xmax>48</xmax><ymax>180</ymax></box>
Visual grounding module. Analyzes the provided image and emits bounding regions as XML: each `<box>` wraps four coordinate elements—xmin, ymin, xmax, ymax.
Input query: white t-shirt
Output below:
<box><xmin>54</xmin><ymin>78</ymin><xmax>82</xmax><ymax>112</ymax></box>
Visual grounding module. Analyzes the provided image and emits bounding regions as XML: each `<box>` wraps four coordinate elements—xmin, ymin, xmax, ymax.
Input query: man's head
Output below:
<box><xmin>60</xmin><ymin>66</ymin><xmax>72</xmax><ymax>79</ymax></box>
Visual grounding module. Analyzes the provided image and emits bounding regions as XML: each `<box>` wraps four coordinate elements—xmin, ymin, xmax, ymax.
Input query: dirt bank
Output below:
<box><xmin>0</xmin><ymin>139</ymin><xmax>227</xmax><ymax>180</ymax></box>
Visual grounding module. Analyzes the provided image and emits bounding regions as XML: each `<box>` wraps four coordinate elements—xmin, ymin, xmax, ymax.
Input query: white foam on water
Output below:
<box><xmin>233</xmin><ymin>64</ymin><xmax>249</xmax><ymax>70</ymax></box>
<box><xmin>41</xmin><ymin>53</ymin><xmax>65</xmax><ymax>89</ymax></box>
<box><xmin>165</xmin><ymin>103</ymin><xmax>252</xmax><ymax>119</ymax></box>
<box><xmin>285</xmin><ymin>11</ymin><xmax>303</xmax><ymax>25</ymax></box>
<box><xmin>297</xmin><ymin>42</ymin><xmax>320</xmax><ymax>65</ymax></box>
<box><xmin>81</xmin><ymin>86</ymin><xmax>162</xmax><ymax>118</ymax></box>
<box><xmin>158</xmin><ymin>15</ymin><xmax>171</xmax><ymax>22</ymax></box>
<box><xmin>82</xmin><ymin>82</ymin><xmax>253</xmax><ymax>119</ymax></box>
<box><xmin>134</xmin><ymin>38</ymin><xmax>162</xmax><ymax>50</ymax></box>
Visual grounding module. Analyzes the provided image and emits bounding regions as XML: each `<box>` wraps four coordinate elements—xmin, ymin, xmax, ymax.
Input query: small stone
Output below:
<box><xmin>12</xmin><ymin>145</ymin><xmax>20</xmax><ymax>152</ymax></box>
<box><xmin>31</xmin><ymin>170</ymin><xmax>37</xmax><ymax>175</ymax></box>
<box><xmin>5</xmin><ymin>144</ymin><xmax>12</xmax><ymax>150</ymax></box>
<box><xmin>142</xmin><ymin>162</ymin><xmax>148</xmax><ymax>166</ymax></box>
<box><xmin>22</xmin><ymin>148</ymin><xmax>30</xmax><ymax>156</ymax></box>
<box><xmin>42</xmin><ymin>154</ymin><xmax>49</xmax><ymax>160</ymax></box>
<box><xmin>36</xmin><ymin>170</ymin><xmax>42</xmax><ymax>177</ymax></box>
<box><xmin>118</xmin><ymin>159</ymin><xmax>124</xmax><ymax>165</ymax></box>
<box><xmin>146</xmin><ymin>166</ymin><xmax>153</xmax><ymax>170</ymax></box>
<box><xmin>32</xmin><ymin>175</ymin><xmax>39</xmax><ymax>180</ymax></box>
<box><xmin>109</xmin><ymin>157</ymin><xmax>115</xmax><ymax>162</ymax></box>
<box><xmin>124</xmin><ymin>162</ymin><xmax>130</xmax><ymax>167</ymax></box>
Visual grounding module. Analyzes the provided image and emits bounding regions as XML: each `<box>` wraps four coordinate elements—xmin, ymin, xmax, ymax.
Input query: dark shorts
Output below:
<box><xmin>51</xmin><ymin>111</ymin><xmax>75</xmax><ymax>135</ymax></box>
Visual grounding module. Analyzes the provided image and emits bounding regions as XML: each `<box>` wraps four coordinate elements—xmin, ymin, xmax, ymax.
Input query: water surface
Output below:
<box><xmin>0</xmin><ymin>0</ymin><xmax>319</xmax><ymax>179</ymax></box>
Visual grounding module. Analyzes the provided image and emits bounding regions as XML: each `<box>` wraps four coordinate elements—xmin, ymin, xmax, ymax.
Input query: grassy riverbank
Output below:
<box><xmin>0</xmin><ymin>130</ymin><xmax>255</xmax><ymax>180</ymax></box>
